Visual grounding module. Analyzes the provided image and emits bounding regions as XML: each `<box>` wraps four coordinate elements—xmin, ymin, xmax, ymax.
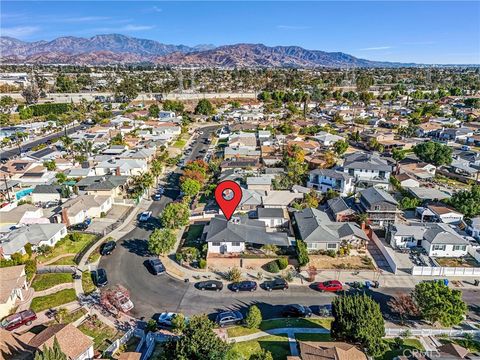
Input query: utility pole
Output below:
<box><xmin>3</xmin><ymin>175</ymin><xmax>11</xmax><ymax>202</ymax></box>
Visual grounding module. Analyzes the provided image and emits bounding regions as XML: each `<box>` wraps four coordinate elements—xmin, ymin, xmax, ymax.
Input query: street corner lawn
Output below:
<box><xmin>231</xmin><ymin>334</ymin><xmax>290</xmax><ymax>360</ymax></box>
<box><xmin>36</xmin><ymin>233</ymin><xmax>97</xmax><ymax>264</ymax></box>
<box><xmin>227</xmin><ymin>318</ymin><xmax>332</xmax><ymax>338</ymax></box>
<box><xmin>173</xmin><ymin>138</ymin><xmax>187</xmax><ymax>149</ymax></box>
<box><xmin>78</xmin><ymin>315</ymin><xmax>123</xmax><ymax>352</ymax></box>
<box><xmin>31</xmin><ymin>273</ymin><xmax>73</xmax><ymax>291</ymax></box>
<box><xmin>375</xmin><ymin>339</ymin><xmax>424</xmax><ymax>360</ymax></box>
<box><xmin>81</xmin><ymin>271</ymin><xmax>97</xmax><ymax>295</ymax></box>
<box><xmin>30</xmin><ymin>288</ymin><xmax>77</xmax><ymax>312</ymax></box>
<box><xmin>182</xmin><ymin>224</ymin><xmax>205</xmax><ymax>247</ymax></box>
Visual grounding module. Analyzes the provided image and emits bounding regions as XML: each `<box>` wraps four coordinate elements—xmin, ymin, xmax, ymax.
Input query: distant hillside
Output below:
<box><xmin>1</xmin><ymin>34</ymin><xmax>416</xmax><ymax>67</ymax></box>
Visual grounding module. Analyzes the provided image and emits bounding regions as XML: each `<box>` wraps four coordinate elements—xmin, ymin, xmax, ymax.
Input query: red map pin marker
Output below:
<box><xmin>214</xmin><ymin>180</ymin><xmax>242</xmax><ymax>221</ymax></box>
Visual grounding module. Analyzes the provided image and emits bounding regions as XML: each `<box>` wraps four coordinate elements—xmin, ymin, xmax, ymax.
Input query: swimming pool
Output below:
<box><xmin>15</xmin><ymin>188</ymin><xmax>34</xmax><ymax>200</ymax></box>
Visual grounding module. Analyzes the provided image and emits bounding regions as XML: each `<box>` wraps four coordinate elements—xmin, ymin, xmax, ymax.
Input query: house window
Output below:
<box><xmin>327</xmin><ymin>243</ymin><xmax>337</xmax><ymax>249</ymax></box>
<box><xmin>374</xmin><ymin>205</ymin><xmax>380</xmax><ymax>211</ymax></box>
<box><xmin>212</xmin><ymin>242</ymin><xmax>221</xmax><ymax>247</ymax></box>
<box><xmin>453</xmin><ymin>245</ymin><xmax>466</xmax><ymax>251</ymax></box>
<box><xmin>433</xmin><ymin>245</ymin><xmax>446</xmax><ymax>251</ymax></box>
<box><xmin>232</xmin><ymin>242</ymin><xmax>241</xmax><ymax>247</ymax></box>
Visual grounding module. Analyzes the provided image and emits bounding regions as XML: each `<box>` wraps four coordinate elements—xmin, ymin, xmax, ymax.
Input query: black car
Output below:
<box><xmin>100</xmin><ymin>241</ymin><xmax>116</xmax><ymax>256</ymax></box>
<box><xmin>147</xmin><ymin>258</ymin><xmax>166</xmax><ymax>275</ymax></box>
<box><xmin>263</xmin><ymin>278</ymin><xmax>288</xmax><ymax>291</ymax></box>
<box><xmin>92</xmin><ymin>269</ymin><xmax>108</xmax><ymax>287</ymax></box>
<box><xmin>230</xmin><ymin>281</ymin><xmax>257</xmax><ymax>292</ymax></box>
<box><xmin>69</xmin><ymin>222</ymin><xmax>88</xmax><ymax>231</ymax></box>
<box><xmin>282</xmin><ymin>304</ymin><xmax>312</xmax><ymax>318</ymax></box>
<box><xmin>196</xmin><ymin>280</ymin><xmax>223</xmax><ymax>291</ymax></box>
<box><xmin>215</xmin><ymin>311</ymin><xmax>243</xmax><ymax>327</ymax></box>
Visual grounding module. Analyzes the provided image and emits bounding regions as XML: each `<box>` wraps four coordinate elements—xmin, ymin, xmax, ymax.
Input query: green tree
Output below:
<box><xmin>181</xmin><ymin>178</ymin><xmax>202</xmax><ymax>198</ymax></box>
<box><xmin>412</xmin><ymin>280</ymin><xmax>467</xmax><ymax>327</ymax></box>
<box><xmin>34</xmin><ymin>337</ymin><xmax>66</xmax><ymax>360</ymax></box>
<box><xmin>413</xmin><ymin>141</ymin><xmax>452</xmax><ymax>166</ymax></box>
<box><xmin>446</xmin><ymin>185</ymin><xmax>480</xmax><ymax>218</ymax></box>
<box><xmin>249</xmin><ymin>349</ymin><xmax>273</xmax><ymax>360</ymax></box>
<box><xmin>19</xmin><ymin>106</ymin><xmax>33</xmax><ymax>120</ymax></box>
<box><xmin>245</xmin><ymin>305</ymin><xmax>262</xmax><ymax>329</ymax></box>
<box><xmin>163</xmin><ymin>314</ymin><xmax>231</xmax><ymax>360</ymax></box>
<box><xmin>160</xmin><ymin>202</ymin><xmax>190</xmax><ymax>229</ymax></box>
<box><xmin>115</xmin><ymin>76</ymin><xmax>139</xmax><ymax>101</ymax></box>
<box><xmin>149</xmin><ymin>104</ymin><xmax>160</xmax><ymax>118</ymax></box>
<box><xmin>163</xmin><ymin>100</ymin><xmax>185</xmax><ymax>113</ymax></box>
<box><xmin>195</xmin><ymin>99</ymin><xmax>215</xmax><ymax>115</ymax></box>
<box><xmin>296</xmin><ymin>240</ymin><xmax>309</xmax><ymax>266</ymax></box>
<box><xmin>171</xmin><ymin>313</ymin><xmax>187</xmax><ymax>334</ymax></box>
<box><xmin>22</xmin><ymin>84</ymin><xmax>40</xmax><ymax>104</ymax></box>
<box><xmin>356</xmin><ymin>75</ymin><xmax>374</xmax><ymax>92</ymax></box>
<box><xmin>43</xmin><ymin>160</ymin><xmax>57</xmax><ymax>171</ymax></box>
<box><xmin>331</xmin><ymin>294</ymin><xmax>386</xmax><ymax>357</ymax></box>
<box><xmin>0</xmin><ymin>95</ymin><xmax>15</xmax><ymax>113</ymax></box>
<box><xmin>226</xmin><ymin>267</ymin><xmax>242</xmax><ymax>282</ymax></box>
<box><xmin>333</xmin><ymin>140</ymin><xmax>349</xmax><ymax>156</ymax></box>
<box><xmin>148</xmin><ymin>228</ymin><xmax>177</xmax><ymax>255</ymax></box>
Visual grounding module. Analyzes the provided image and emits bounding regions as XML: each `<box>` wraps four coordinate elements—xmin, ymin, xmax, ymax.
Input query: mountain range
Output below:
<box><xmin>0</xmin><ymin>34</ymin><xmax>416</xmax><ymax>67</ymax></box>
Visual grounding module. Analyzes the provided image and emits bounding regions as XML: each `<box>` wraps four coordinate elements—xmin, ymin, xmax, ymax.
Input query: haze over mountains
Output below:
<box><xmin>0</xmin><ymin>34</ymin><xmax>417</xmax><ymax>67</ymax></box>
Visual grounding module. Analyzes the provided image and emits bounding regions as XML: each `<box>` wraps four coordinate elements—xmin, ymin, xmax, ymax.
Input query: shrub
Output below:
<box><xmin>199</xmin><ymin>259</ymin><xmax>207</xmax><ymax>269</ymax></box>
<box><xmin>245</xmin><ymin>305</ymin><xmax>262</xmax><ymax>329</ymax></box>
<box><xmin>171</xmin><ymin>313</ymin><xmax>187</xmax><ymax>334</ymax></box>
<box><xmin>226</xmin><ymin>267</ymin><xmax>242</xmax><ymax>282</ymax></box>
<box><xmin>282</xmin><ymin>270</ymin><xmax>294</xmax><ymax>282</ymax></box>
<box><xmin>393</xmin><ymin>337</ymin><xmax>404</xmax><ymax>349</ymax></box>
<box><xmin>296</xmin><ymin>239</ymin><xmax>309</xmax><ymax>266</ymax></box>
<box><xmin>277</xmin><ymin>257</ymin><xmax>288</xmax><ymax>270</ymax></box>
<box><xmin>266</xmin><ymin>261</ymin><xmax>280</xmax><ymax>273</ymax></box>
<box><xmin>327</xmin><ymin>250</ymin><xmax>337</xmax><ymax>258</ymax></box>
<box><xmin>70</xmin><ymin>232</ymin><xmax>82</xmax><ymax>242</ymax></box>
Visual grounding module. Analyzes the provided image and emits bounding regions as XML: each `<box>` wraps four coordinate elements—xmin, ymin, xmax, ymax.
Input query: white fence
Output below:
<box><xmin>385</xmin><ymin>327</ymin><xmax>480</xmax><ymax>337</ymax></box>
<box><xmin>189</xmin><ymin>210</ymin><xmax>218</xmax><ymax>221</ymax></box>
<box><xmin>412</xmin><ymin>266</ymin><xmax>480</xmax><ymax>277</ymax></box>
<box><xmin>103</xmin><ymin>327</ymin><xmax>136</xmax><ymax>357</ymax></box>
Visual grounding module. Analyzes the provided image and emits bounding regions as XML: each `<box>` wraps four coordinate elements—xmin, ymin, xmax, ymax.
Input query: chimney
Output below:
<box><xmin>61</xmin><ymin>208</ymin><xmax>70</xmax><ymax>227</ymax></box>
<box><xmin>115</xmin><ymin>167</ymin><xmax>121</xmax><ymax>176</ymax></box>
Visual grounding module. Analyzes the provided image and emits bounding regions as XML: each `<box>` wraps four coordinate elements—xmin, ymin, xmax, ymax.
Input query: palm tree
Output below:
<box><xmin>355</xmin><ymin>213</ymin><xmax>370</xmax><ymax>228</ymax></box>
<box><xmin>150</xmin><ymin>159</ymin><xmax>163</xmax><ymax>186</ymax></box>
<box><xmin>60</xmin><ymin>135</ymin><xmax>73</xmax><ymax>156</ymax></box>
<box><xmin>80</xmin><ymin>139</ymin><xmax>94</xmax><ymax>158</ymax></box>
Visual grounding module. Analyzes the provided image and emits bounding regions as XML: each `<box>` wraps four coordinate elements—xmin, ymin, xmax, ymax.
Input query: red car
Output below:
<box><xmin>317</xmin><ymin>280</ymin><xmax>343</xmax><ymax>292</ymax></box>
<box><xmin>1</xmin><ymin>310</ymin><xmax>37</xmax><ymax>331</ymax></box>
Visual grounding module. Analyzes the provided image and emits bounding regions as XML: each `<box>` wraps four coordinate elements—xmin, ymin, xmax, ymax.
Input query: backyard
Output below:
<box><xmin>30</xmin><ymin>288</ymin><xmax>77</xmax><ymax>312</ymax></box>
<box><xmin>177</xmin><ymin>224</ymin><xmax>206</xmax><ymax>266</ymax></box>
<box><xmin>31</xmin><ymin>273</ymin><xmax>73</xmax><ymax>291</ymax></box>
<box><xmin>78</xmin><ymin>315</ymin><xmax>123</xmax><ymax>352</ymax></box>
<box><xmin>375</xmin><ymin>338</ymin><xmax>424</xmax><ymax>360</ymax></box>
<box><xmin>36</xmin><ymin>233</ymin><xmax>98</xmax><ymax>264</ymax></box>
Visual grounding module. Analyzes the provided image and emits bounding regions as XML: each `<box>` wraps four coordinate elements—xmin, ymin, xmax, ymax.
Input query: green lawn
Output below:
<box><xmin>295</xmin><ymin>333</ymin><xmax>332</xmax><ymax>342</ymax></box>
<box><xmin>81</xmin><ymin>271</ymin><xmax>96</xmax><ymax>295</ymax></box>
<box><xmin>173</xmin><ymin>138</ymin><xmax>187</xmax><ymax>149</ymax></box>
<box><xmin>47</xmin><ymin>308</ymin><xmax>87</xmax><ymax>325</ymax></box>
<box><xmin>49</xmin><ymin>256</ymin><xmax>76</xmax><ymax>265</ymax></box>
<box><xmin>30</xmin><ymin>289</ymin><xmax>77</xmax><ymax>312</ymax></box>
<box><xmin>227</xmin><ymin>318</ymin><xmax>332</xmax><ymax>338</ymax></box>
<box><xmin>36</xmin><ymin>233</ymin><xmax>97</xmax><ymax>264</ymax></box>
<box><xmin>231</xmin><ymin>334</ymin><xmax>290</xmax><ymax>360</ymax></box>
<box><xmin>375</xmin><ymin>339</ymin><xmax>424</xmax><ymax>360</ymax></box>
<box><xmin>182</xmin><ymin>224</ymin><xmax>205</xmax><ymax>247</ymax></box>
<box><xmin>31</xmin><ymin>273</ymin><xmax>73</xmax><ymax>291</ymax></box>
<box><xmin>78</xmin><ymin>316</ymin><xmax>122</xmax><ymax>351</ymax></box>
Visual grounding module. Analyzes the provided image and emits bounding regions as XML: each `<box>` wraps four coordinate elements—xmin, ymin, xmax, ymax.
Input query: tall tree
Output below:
<box><xmin>148</xmin><ymin>228</ymin><xmax>177</xmax><ymax>255</ymax></box>
<box><xmin>34</xmin><ymin>337</ymin><xmax>66</xmax><ymax>360</ymax></box>
<box><xmin>413</xmin><ymin>141</ymin><xmax>452</xmax><ymax>166</ymax></box>
<box><xmin>160</xmin><ymin>202</ymin><xmax>190</xmax><ymax>229</ymax></box>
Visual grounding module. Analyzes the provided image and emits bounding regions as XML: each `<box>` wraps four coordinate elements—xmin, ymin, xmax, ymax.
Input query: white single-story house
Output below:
<box><xmin>0</xmin><ymin>265</ymin><xmax>28</xmax><ymax>318</ymax></box>
<box><xmin>61</xmin><ymin>195</ymin><xmax>112</xmax><ymax>225</ymax></box>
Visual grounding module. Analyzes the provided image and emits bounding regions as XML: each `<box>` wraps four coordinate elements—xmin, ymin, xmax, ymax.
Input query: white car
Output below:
<box><xmin>139</xmin><ymin>211</ymin><xmax>152</xmax><ymax>222</ymax></box>
<box><xmin>155</xmin><ymin>312</ymin><xmax>188</xmax><ymax>327</ymax></box>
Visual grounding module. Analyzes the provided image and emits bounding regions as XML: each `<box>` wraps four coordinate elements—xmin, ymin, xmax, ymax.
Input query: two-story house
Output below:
<box><xmin>359</xmin><ymin>187</ymin><xmax>400</xmax><ymax>227</ymax></box>
<box><xmin>307</xmin><ymin>169</ymin><xmax>355</xmax><ymax>196</ymax></box>
<box><xmin>342</xmin><ymin>152</ymin><xmax>392</xmax><ymax>190</ymax></box>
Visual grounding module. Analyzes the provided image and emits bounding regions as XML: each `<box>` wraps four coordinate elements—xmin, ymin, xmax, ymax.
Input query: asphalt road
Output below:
<box><xmin>0</xmin><ymin>124</ymin><xmax>87</xmax><ymax>160</ymax></box>
<box><xmin>100</xmin><ymin>125</ymin><xmax>480</xmax><ymax>323</ymax></box>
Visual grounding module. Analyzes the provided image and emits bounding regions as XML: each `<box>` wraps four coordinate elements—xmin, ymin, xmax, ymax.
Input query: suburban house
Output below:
<box><xmin>342</xmin><ymin>152</ymin><xmax>392</xmax><ymax>189</ymax></box>
<box><xmin>0</xmin><ymin>265</ymin><xmax>28</xmax><ymax>318</ymax></box>
<box><xmin>293</xmin><ymin>208</ymin><xmax>369</xmax><ymax>251</ymax></box>
<box><xmin>0</xmin><ymin>204</ymin><xmax>48</xmax><ymax>231</ymax></box>
<box><xmin>228</xmin><ymin>132</ymin><xmax>257</xmax><ymax>150</ymax></box>
<box><xmin>467</xmin><ymin>216</ymin><xmax>480</xmax><ymax>240</ymax></box>
<box><xmin>326</xmin><ymin>197</ymin><xmax>356</xmax><ymax>222</ymax></box>
<box><xmin>358</xmin><ymin>187</ymin><xmax>400</xmax><ymax>227</ymax></box>
<box><xmin>246</xmin><ymin>176</ymin><xmax>272</xmax><ymax>191</ymax></box>
<box><xmin>95</xmin><ymin>159</ymin><xmax>147</xmax><ymax>176</ymax></box>
<box><xmin>307</xmin><ymin>169</ymin><xmax>355</xmax><ymax>196</ymax></box>
<box><xmin>0</xmin><ymin>223</ymin><xmax>67</xmax><ymax>259</ymax></box>
<box><xmin>76</xmin><ymin>175</ymin><xmax>129</xmax><ymax>198</ymax></box>
<box><xmin>313</xmin><ymin>131</ymin><xmax>345</xmax><ymax>147</ymax></box>
<box><xmin>424</xmin><ymin>204</ymin><xmax>464</xmax><ymax>224</ymax></box>
<box><xmin>257</xmin><ymin>208</ymin><xmax>289</xmax><ymax>228</ymax></box>
<box><xmin>203</xmin><ymin>215</ymin><xmax>292</xmax><ymax>254</ymax></box>
<box><xmin>25</xmin><ymin>324</ymin><xmax>94</xmax><ymax>360</ymax></box>
<box><xmin>292</xmin><ymin>341</ymin><xmax>367</xmax><ymax>360</ymax></box>
<box><xmin>393</xmin><ymin>173</ymin><xmax>420</xmax><ymax>188</ymax></box>
<box><xmin>60</xmin><ymin>195</ymin><xmax>112</xmax><ymax>225</ymax></box>
<box><xmin>31</xmin><ymin>184</ymin><xmax>63</xmax><ymax>204</ymax></box>
<box><xmin>388</xmin><ymin>222</ymin><xmax>470</xmax><ymax>257</ymax></box>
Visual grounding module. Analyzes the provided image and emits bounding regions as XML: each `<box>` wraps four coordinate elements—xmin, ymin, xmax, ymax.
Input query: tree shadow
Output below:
<box><xmin>121</xmin><ymin>238</ymin><xmax>151</xmax><ymax>257</ymax></box>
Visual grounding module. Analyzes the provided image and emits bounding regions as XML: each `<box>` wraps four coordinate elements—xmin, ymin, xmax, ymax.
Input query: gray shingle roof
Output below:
<box><xmin>343</xmin><ymin>152</ymin><xmax>392</xmax><ymax>172</ymax></box>
<box><xmin>327</xmin><ymin>197</ymin><xmax>353</xmax><ymax>215</ymax></box>
<box><xmin>32</xmin><ymin>185</ymin><xmax>62</xmax><ymax>194</ymax></box>
<box><xmin>360</xmin><ymin>187</ymin><xmax>398</xmax><ymax>206</ymax></box>
<box><xmin>424</xmin><ymin>223</ymin><xmax>468</xmax><ymax>245</ymax></box>
<box><xmin>258</xmin><ymin>208</ymin><xmax>284</xmax><ymax>219</ymax></box>
<box><xmin>309</xmin><ymin>168</ymin><xmax>352</xmax><ymax>181</ymax></box>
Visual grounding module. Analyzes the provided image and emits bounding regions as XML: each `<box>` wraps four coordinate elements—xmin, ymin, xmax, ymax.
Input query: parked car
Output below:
<box><xmin>147</xmin><ymin>258</ymin><xmax>165</xmax><ymax>275</ymax></box>
<box><xmin>230</xmin><ymin>281</ymin><xmax>257</xmax><ymax>292</ymax></box>
<box><xmin>196</xmin><ymin>280</ymin><xmax>223</xmax><ymax>291</ymax></box>
<box><xmin>215</xmin><ymin>311</ymin><xmax>243</xmax><ymax>327</ymax></box>
<box><xmin>1</xmin><ymin>310</ymin><xmax>37</xmax><ymax>331</ymax></box>
<box><xmin>282</xmin><ymin>304</ymin><xmax>312</xmax><ymax>318</ymax></box>
<box><xmin>69</xmin><ymin>221</ymin><xmax>89</xmax><ymax>231</ymax></box>
<box><xmin>100</xmin><ymin>241</ymin><xmax>116</xmax><ymax>256</ymax></box>
<box><xmin>154</xmin><ymin>312</ymin><xmax>188</xmax><ymax>327</ymax></box>
<box><xmin>139</xmin><ymin>211</ymin><xmax>152</xmax><ymax>222</ymax></box>
<box><xmin>93</xmin><ymin>268</ymin><xmax>108</xmax><ymax>287</ymax></box>
<box><xmin>263</xmin><ymin>278</ymin><xmax>288</xmax><ymax>291</ymax></box>
<box><xmin>153</xmin><ymin>193</ymin><xmax>162</xmax><ymax>201</ymax></box>
<box><xmin>317</xmin><ymin>280</ymin><xmax>343</xmax><ymax>292</ymax></box>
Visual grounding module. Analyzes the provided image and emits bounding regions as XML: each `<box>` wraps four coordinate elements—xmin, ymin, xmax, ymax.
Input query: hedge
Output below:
<box><xmin>30</xmin><ymin>103</ymin><xmax>71</xmax><ymax>116</ymax></box>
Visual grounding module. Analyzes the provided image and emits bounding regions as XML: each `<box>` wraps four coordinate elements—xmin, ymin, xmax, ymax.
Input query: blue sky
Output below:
<box><xmin>2</xmin><ymin>1</ymin><xmax>479</xmax><ymax>64</ymax></box>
